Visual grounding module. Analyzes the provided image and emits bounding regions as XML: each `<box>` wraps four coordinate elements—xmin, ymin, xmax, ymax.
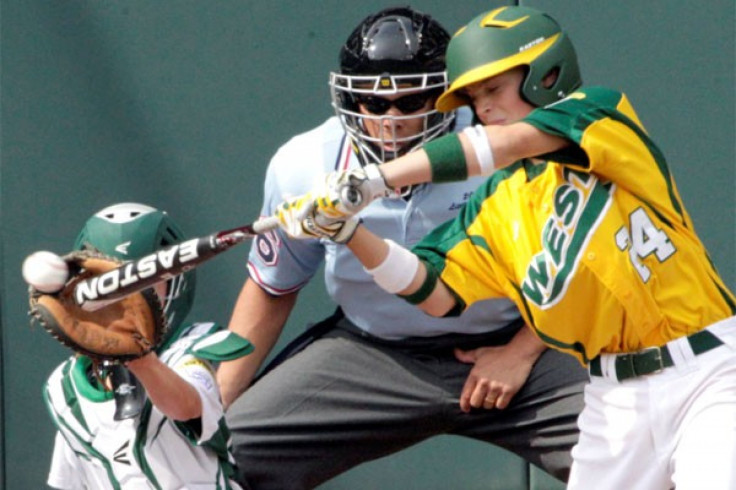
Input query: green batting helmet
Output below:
<box><xmin>74</xmin><ymin>202</ymin><xmax>196</xmax><ymax>334</ymax></box>
<box><xmin>436</xmin><ymin>6</ymin><xmax>581</xmax><ymax>112</ymax></box>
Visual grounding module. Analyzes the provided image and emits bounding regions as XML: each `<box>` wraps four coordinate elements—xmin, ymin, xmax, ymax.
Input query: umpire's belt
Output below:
<box><xmin>589</xmin><ymin>329</ymin><xmax>723</xmax><ymax>382</ymax></box>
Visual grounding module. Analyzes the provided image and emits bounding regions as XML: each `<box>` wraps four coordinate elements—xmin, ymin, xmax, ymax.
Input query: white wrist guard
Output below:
<box><xmin>462</xmin><ymin>125</ymin><xmax>495</xmax><ymax>176</ymax></box>
<box><xmin>364</xmin><ymin>239</ymin><xmax>419</xmax><ymax>294</ymax></box>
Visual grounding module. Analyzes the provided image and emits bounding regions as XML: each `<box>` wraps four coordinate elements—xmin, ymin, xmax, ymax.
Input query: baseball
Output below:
<box><xmin>22</xmin><ymin>251</ymin><xmax>69</xmax><ymax>293</ymax></box>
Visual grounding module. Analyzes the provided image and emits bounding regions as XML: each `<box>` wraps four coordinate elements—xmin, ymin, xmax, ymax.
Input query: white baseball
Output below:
<box><xmin>22</xmin><ymin>251</ymin><xmax>69</xmax><ymax>293</ymax></box>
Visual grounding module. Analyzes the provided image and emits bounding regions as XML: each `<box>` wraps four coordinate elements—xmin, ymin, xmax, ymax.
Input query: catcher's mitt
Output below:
<box><xmin>29</xmin><ymin>251</ymin><xmax>166</xmax><ymax>363</ymax></box>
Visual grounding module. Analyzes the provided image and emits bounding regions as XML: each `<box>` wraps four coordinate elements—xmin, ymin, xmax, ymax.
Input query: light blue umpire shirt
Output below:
<box><xmin>247</xmin><ymin>109</ymin><xmax>520</xmax><ymax>340</ymax></box>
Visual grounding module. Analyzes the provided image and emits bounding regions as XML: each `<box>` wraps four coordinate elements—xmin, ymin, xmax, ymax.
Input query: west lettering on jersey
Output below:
<box><xmin>522</xmin><ymin>169</ymin><xmax>613</xmax><ymax>308</ymax></box>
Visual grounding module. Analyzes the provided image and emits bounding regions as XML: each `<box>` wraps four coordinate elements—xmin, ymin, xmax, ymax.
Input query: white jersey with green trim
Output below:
<box><xmin>45</xmin><ymin>322</ymin><xmax>242</xmax><ymax>490</ymax></box>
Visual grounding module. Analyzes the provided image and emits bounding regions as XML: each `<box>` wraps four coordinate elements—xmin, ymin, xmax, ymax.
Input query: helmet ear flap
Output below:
<box><xmin>520</xmin><ymin>32</ymin><xmax>581</xmax><ymax>106</ymax></box>
<box><xmin>335</xmin><ymin>89</ymin><xmax>357</xmax><ymax>113</ymax></box>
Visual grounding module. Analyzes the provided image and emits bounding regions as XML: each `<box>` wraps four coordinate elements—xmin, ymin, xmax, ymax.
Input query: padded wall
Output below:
<box><xmin>1</xmin><ymin>1</ymin><xmax>732</xmax><ymax>488</ymax></box>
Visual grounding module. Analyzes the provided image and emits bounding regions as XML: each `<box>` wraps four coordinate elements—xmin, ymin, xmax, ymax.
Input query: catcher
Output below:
<box><xmin>34</xmin><ymin>202</ymin><xmax>252</xmax><ymax>490</ymax></box>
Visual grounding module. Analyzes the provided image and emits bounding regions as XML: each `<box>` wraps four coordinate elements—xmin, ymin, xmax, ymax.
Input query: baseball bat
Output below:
<box><xmin>75</xmin><ymin>215</ymin><xmax>280</xmax><ymax>311</ymax></box>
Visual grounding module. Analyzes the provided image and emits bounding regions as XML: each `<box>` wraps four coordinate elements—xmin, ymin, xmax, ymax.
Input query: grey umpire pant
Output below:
<box><xmin>227</xmin><ymin>316</ymin><xmax>587</xmax><ymax>490</ymax></box>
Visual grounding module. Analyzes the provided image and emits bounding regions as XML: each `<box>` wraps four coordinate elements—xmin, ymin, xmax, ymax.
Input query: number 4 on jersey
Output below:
<box><xmin>615</xmin><ymin>207</ymin><xmax>676</xmax><ymax>282</ymax></box>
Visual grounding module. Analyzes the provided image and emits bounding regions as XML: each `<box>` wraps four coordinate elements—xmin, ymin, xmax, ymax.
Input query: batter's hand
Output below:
<box><xmin>314</xmin><ymin>164</ymin><xmax>396</xmax><ymax>219</ymax></box>
<box><xmin>455</xmin><ymin>344</ymin><xmax>535</xmax><ymax>412</ymax></box>
<box><xmin>277</xmin><ymin>193</ymin><xmax>360</xmax><ymax>244</ymax></box>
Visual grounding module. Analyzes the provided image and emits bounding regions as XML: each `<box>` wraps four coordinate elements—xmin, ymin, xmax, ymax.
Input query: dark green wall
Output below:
<box><xmin>1</xmin><ymin>1</ymin><xmax>733</xmax><ymax>489</ymax></box>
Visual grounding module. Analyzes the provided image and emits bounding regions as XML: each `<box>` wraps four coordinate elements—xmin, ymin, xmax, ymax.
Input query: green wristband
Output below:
<box><xmin>398</xmin><ymin>264</ymin><xmax>439</xmax><ymax>305</ymax></box>
<box><xmin>423</xmin><ymin>133</ymin><xmax>468</xmax><ymax>183</ymax></box>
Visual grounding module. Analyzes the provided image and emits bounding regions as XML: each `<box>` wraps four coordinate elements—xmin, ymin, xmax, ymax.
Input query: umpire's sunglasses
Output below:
<box><xmin>353</xmin><ymin>91</ymin><xmax>436</xmax><ymax>115</ymax></box>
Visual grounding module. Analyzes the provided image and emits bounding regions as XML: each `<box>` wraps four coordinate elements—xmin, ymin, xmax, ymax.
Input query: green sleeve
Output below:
<box><xmin>523</xmin><ymin>86</ymin><xmax>629</xmax><ymax>167</ymax></box>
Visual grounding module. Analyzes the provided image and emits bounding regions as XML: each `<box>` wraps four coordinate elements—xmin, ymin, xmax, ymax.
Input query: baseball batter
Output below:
<box><xmin>219</xmin><ymin>7</ymin><xmax>587</xmax><ymax>489</ymax></box>
<box><xmin>277</xmin><ymin>6</ymin><xmax>736</xmax><ymax>490</ymax></box>
<box><xmin>44</xmin><ymin>203</ymin><xmax>251</xmax><ymax>490</ymax></box>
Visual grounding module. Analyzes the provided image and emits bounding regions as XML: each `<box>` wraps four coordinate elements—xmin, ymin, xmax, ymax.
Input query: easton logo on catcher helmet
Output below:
<box><xmin>521</xmin><ymin>169</ymin><xmax>613</xmax><ymax>308</ymax></box>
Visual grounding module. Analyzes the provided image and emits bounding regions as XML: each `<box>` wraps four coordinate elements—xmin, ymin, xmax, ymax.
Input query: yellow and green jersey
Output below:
<box><xmin>414</xmin><ymin>87</ymin><xmax>735</xmax><ymax>364</ymax></box>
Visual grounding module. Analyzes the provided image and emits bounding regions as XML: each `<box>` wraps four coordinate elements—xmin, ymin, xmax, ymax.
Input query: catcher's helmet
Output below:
<box><xmin>436</xmin><ymin>6</ymin><xmax>582</xmax><ymax>112</ymax></box>
<box><xmin>74</xmin><ymin>202</ymin><xmax>196</xmax><ymax>334</ymax></box>
<box><xmin>330</xmin><ymin>6</ymin><xmax>454</xmax><ymax>167</ymax></box>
